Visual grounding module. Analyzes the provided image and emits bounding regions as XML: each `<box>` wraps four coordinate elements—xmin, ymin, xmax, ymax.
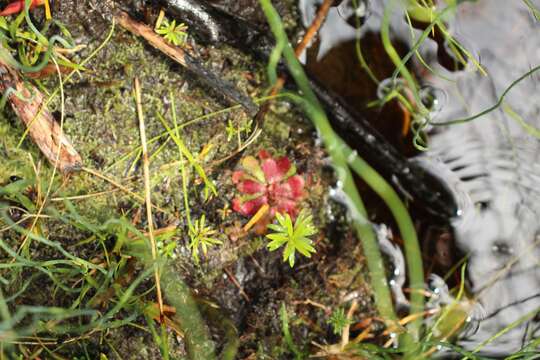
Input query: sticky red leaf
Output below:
<box><xmin>232</xmin><ymin>196</ymin><xmax>268</xmax><ymax>216</ymax></box>
<box><xmin>237</xmin><ymin>179</ymin><xmax>265</xmax><ymax>194</ymax></box>
<box><xmin>0</xmin><ymin>0</ymin><xmax>43</xmax><ymax>16</ymax></box>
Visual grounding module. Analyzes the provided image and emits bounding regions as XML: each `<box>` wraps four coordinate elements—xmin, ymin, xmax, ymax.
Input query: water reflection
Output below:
<box><xmin>299</xmin><ymin>0</ymin><xmax>369</xmax><ymax>61</ymax></box>
<box><xmin>300</xmin><ymin>0</ymin><xmax>540</xmax><ymax>355</ymax></box>
<box><xmin>425</xmin><ymin>1</ymin><xmax>540</xmax><ymax>354</ymax></box>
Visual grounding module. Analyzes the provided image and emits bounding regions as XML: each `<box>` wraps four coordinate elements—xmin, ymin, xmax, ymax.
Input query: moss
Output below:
<box><xmin>0</xmin><ymin>2</ymin><xmax>377</xmax><ymax>358</ymax></box>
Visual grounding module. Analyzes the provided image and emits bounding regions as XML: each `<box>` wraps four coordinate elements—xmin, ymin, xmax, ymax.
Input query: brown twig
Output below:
<box><xmin>223</xmin><ymin>267</ymin><xmax>250</xmax><ymax>302</ymax></box>
<box><xmin>340</xmin><ymin>299</ymin><xmax>358</xmax><ymax>350</ymax></box>
<box><xmin>115</xmin><ymin>10</ymin><xmax>258</xmax><ymax>116</ymax></box>
<box><xmin>295</xmin><ymin>0</ymin><xmax>334</xmax><ymax>57</ymax></box>
<box><xmin>0</xmin><ymin>60</ymin><xmax>82</xmax><ymax>173</ymax></box>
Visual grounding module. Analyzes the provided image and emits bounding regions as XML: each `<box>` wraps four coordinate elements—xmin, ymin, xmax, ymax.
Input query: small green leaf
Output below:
<box><xmin>265</xmin><ymin>209</ymin><xmax>318</xmax><ymax>267</ymax></box>
<box><xmin>189</xmin><ymin>214</ymin><xmax>222</xmax><ymax>263</ymax></box>
<box><xmin>155</xmin><ymin>19</ymin><xmax>188</xmax><ymax>46</ymax></box>
<box><xmin>327</xmin><ymin>308</ymin><xmax>351</xmax><ymax>335</ymax></box>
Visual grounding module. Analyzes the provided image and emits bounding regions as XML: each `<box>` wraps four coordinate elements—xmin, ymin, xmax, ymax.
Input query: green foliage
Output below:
<box><xmin>157</xmin><ymin>93</ymin><xmax>220</xmax><ymax>264</ymax></box>
<box><xmin>0</xmin><ymin>2</ymin><xmax>77</xmax><ymax>73</ymax></box>
<box><xmin>156</xmin><ymin>19</ymin><xmax>188</xmax><ymax>46</ymax></box>
<box><xmin>0</xmin><ymin>177</ymin><xmax>217</xmax><ymax>358</ymax></box>
<box><xmin>156</xmin><ymin>107</ymin><xmax>217</xmax><ymax>201</ymax></box>
<box><xmin>266</xmin><ymin>210</ymin><xmax>317</xmax><ymax>267</ymax></box>
<box><xmin>188</xmin><ymin>214</ymin><xmax>222</xmax><ymax>263</ymax></box>
<box><xmin>523</xmin><ymin>0</ymin><xmax>540</xmax><ymax>20</ymax></box>
<box><xmin>226</xmin><ymin>118</ymin><xmax>253</xmax><ymax>145</ymax></box>
<box><xmin>279</xmin><ymin>303</ymin><xmax>304</xmax><ymax>359</ymax></box>
<box><xmin>327</xmin><ymin>308</ymin><xmax>351</xmax><ymax>336</ymax></box>
<box><xmin>155</xmin><ymin>228</ymin><xmax>177</xmax><ymax>259</ymax></box>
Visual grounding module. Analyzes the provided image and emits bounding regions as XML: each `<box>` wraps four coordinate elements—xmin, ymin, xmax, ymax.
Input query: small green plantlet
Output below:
<box><xmin>189</xmin><ymin>214</ymin><xmax>222</xmax><ymax>262</ymax></box>
<box><xmin>239</xmin><ymin>119</ymin><xmax>253</xmax><ymax>135</ymax></box>
<box><xmin>156</xmin><ymin>19</ymin><xmax>188</xmax><ymax>46</ymax></box>
<box><xmin>327</xmin><ymin>308</ymin><xmax>351</xmax><ymax>336</ymax></box>
<box><xmin>157</xmin><ymin>238</ymin><xmax>177</xmax><ymax>259</ymax></box>
<box><xmin>153</xmin><ymin>227</ymin><xmax>177</xmax><ymax>259</ymax></box>
<box><xmin>226</xmin><ymin>118</ymin><xmax>253</xmax><ymax>144</ymax></box>
<box><xmin>225</xmin><ymin>119</ymin><xmax>236</xmax><ymax>141</ymax></box>
<box><xmin>266</xmin><ymin>209</ymin><xmax>317</xmax><ymax>267</ymax></box>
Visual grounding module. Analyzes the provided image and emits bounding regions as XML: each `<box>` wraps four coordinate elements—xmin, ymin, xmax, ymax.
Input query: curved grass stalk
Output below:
<box><xmin>382</xmin><ymin>0</ymin><xmax>432</xmax><ymax>151</ymax></box>
<box><xmin>404</xmin><ymin>11</ymin><xmax>444</xmax><ymax>82</ymax></box>
<box><xmin>383</xmin><ymin>1</ymin><xmax>489</xmax><ymax>147</ymax></box>
<box><xmin>464</xmin><ymin>307</ymin><xmax>540</xmax><ymax>360</ymax></box>
<box><xmin>502</xmin><ymin>103</ymin><xmax>540</xmax><ymax>139</ymax></box>
<box><xmin>436</xmin><ymin>24</ymin><xmax>486</xmax><ymax>76</ymax></box>
<box><xmin>351</xmin><ymin>0</ymin><xmax>379</xmax><ymax>85</ymax></box>
<box><xmin>341</xmin><ymin>143</ymin><xmax>424</xmax><ymax>339</ymax></box>
<box><xmin>432</xmin><ymin>63</ymin><xmax>540</xmax><ymax>126</ymax></box>
<box><xmin>523</xmin><ymin>0</ymin><xmax>540</xmax><ymax>20</ymax></box>
<box><xmin>395</xmin><ymin>6</ymin><xmax>455</xmax><ymax>84</ymax></box>
<box><xmin>382</xmin><ymin>0</ymin><xmax>422</xmax><ymax>108</ymax></box>
<box><xmin>354</xmin><ymin>34</ymin><xmax>379</xmax><ymax>84</ymax></box>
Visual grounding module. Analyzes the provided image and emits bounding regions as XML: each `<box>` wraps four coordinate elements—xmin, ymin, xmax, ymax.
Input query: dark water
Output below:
<box><xmin>300</xmin><ymin>0</ymin><xmax>540</xmax><ymax>355</ymax></box>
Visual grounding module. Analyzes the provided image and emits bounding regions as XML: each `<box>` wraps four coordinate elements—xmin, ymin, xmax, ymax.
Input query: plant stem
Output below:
<box><xmin>381</xmin><ymin>0</ymin><xmax>421</xmax><ymax>108</ymax></box>
<box><xmin>160</xmin><ymin>264</ymin><xmax>217</xmax><ymax>360</ymax></box>
<box><xmin>134</xmin><ymin>78</ymin><xmax>164</xmax><ymax>317</ymax></box>
<box><xmin>341</xmin><ymin>144</ymin><xmax>424</xmax><ymax>339</ymax></box>
<box><xmin>259</xmin><ymin>0</ymin><xmax>397</xmax><ymax>325</ymax></box>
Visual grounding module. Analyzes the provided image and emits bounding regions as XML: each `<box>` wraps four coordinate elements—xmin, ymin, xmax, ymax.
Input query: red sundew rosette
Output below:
<box><xmin>232</xmin><ymin>150</ymin><xmax>305</xmax><ymax>220</ymax></box>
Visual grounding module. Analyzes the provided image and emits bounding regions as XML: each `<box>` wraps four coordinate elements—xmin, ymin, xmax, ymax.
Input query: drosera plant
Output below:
<box><xmin>266</xmin><ymin>209</ymin><xmax>317</xmax><ymax>267</ymax></box>
<box><xmin>188</xmin><ymin>213</ymin><xmax>222</xmax><ymax>263</ymax></box>
<box><xmin>226</xmin><ymin>117</ymin><xmax>253</xmax><ymax>147</ymax></box>
<box><xmin>155</xmin><ymin>16</ymin><xmax>189</xmax><ymax>46</ymax></box>
<box><xmin>327</xmin><ymin>308</ymin><xmax>352</xmax><ymax>336</ymax></box>
<box><xmin>157</xmin><ymin>92</ymin><xmax>222</xmax><ymax>263</ymax></box>
<box><xmin>231</xmin><ymin>149</ymin><xmax>305</xmax><ymax>220</ymax></box>
<box><xmin>230</xmin><ymin>150</ymin><xmax>317</xmax><ymax>266</ymax></box>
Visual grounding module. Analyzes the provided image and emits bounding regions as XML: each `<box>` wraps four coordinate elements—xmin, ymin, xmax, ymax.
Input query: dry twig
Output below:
<box><xmin>115</xmin><ymin>10</ymin><xmax>258</xmax><ymax>116</ymax></box>
<box><xmin>0</xmin><ymin>60</ymin><xmax>81</xmax><ymax>173</ymax></box>
<box><xmin>223</xmin><ymin>267</ymin><xmax>250</xmax><ymax>302</ymax></box>
<box><xmin>134</xmin><ymin>77</ymin><xmax>164</xmax><ymax>318</ymax></box>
